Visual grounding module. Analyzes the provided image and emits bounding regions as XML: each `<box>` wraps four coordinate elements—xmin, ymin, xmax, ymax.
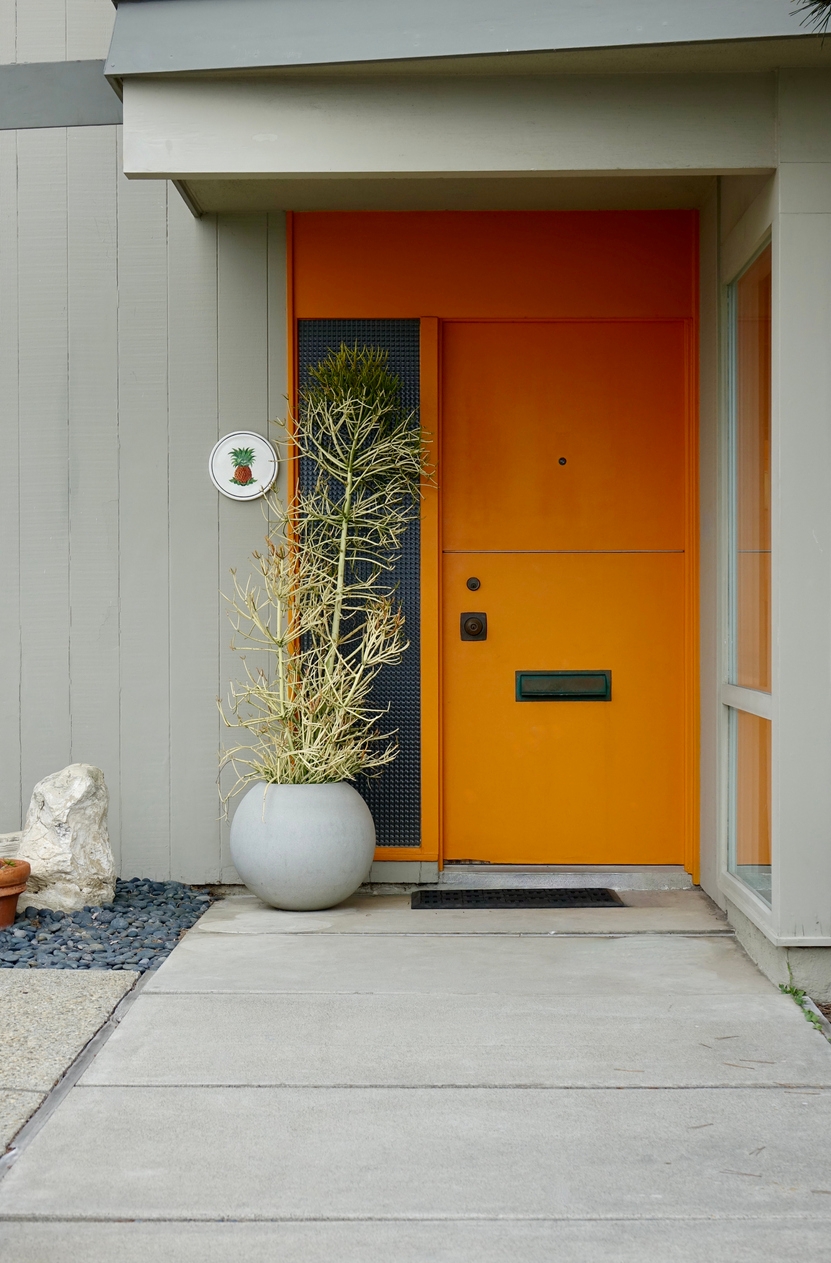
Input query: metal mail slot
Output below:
<box><xmin>515</xmin><ymin>670</ymin><xmax>612</xmax><ymax>701</ymax></box>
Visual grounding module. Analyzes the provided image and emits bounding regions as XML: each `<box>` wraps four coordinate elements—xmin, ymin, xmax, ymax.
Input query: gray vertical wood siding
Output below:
<box><xmin>0</xmin><ymin>0</ymin><xmax>114</xmax><ymax>66</ymax></box>
<box><xmin>0</xmin><ymin>127</ymin><xmax>21</xmax><ymax>842</ymax></box>
<box><xmin>0</xmin><ymin>116</ymin><xmax>287</xmax><ymax>881</ymax></box>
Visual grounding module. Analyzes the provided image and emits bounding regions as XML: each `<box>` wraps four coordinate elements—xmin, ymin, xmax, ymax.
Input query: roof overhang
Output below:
<box><xmin>105</xmin><ymin>0</ymin><xmax>829</xmax><ymax>216</ymax></box>
<box><xmin>119</xmin><ymin>69</ymin><xmax>779</xmax><ymax>215</ymax></box>
<box><xmin>106</xmin><ymin>0</ymin><xmax>823</xmax><ymax>85</ymax></box>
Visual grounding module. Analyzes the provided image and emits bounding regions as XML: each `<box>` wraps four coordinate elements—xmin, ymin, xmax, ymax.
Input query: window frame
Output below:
<box><xmin>721</xmin><ymin>236</ymin><xmax>774</xmax><ymax>913</ymax></box>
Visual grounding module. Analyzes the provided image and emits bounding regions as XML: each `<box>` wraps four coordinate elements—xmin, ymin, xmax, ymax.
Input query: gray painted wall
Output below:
<box><xmin>0</xmin><ymin>114</ymin><xmax>287</xmax><ymax>881</ymax></box>
<box><xmin>0</xmin><ymin>0</ymin><xmax>114</xmax><ymax>64</ymax></box>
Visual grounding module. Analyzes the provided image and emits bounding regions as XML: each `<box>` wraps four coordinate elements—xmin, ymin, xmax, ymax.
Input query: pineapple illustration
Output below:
<box><xmin>230</xmin><ymin>446</ymin><xmax>256</xmax><ymax>486</ymax></box>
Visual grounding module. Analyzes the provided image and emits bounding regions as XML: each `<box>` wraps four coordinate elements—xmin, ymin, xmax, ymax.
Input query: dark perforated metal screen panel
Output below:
<box><xmin>297</xmin><ymin>320</ymin><xmax>421</xmax><ymax>847</ymax></box>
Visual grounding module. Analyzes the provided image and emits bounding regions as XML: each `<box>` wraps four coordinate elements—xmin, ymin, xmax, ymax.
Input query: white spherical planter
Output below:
<box><xmin>229</xmin><ymin>782</ymin><xmax>376</xmax><ymax>911</ymax></box>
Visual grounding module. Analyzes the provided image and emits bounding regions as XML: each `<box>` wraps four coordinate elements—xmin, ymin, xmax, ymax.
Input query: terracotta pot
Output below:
<box><xmin>0</xmin><ymin>859</ymin><xmax>31</xmax><ymax>928</ymax></box>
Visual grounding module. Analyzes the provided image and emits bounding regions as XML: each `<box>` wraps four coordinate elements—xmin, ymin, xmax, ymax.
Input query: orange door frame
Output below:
<box><xmin>286</xmin><ymin>210</ymin><xmax>699</xmax><ymax>879</ymax></box>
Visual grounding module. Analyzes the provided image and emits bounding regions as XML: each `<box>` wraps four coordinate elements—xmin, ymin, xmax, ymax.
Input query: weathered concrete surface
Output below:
<box><xmin>0</xmin><ymin>1219</ymin><xmax>828</xmax><ymax>1263</ymax></box>
<box><xmin>0</xmin><ymin>971</ymin><xmax>138</xmax><ymax>1150</ymax></box>
<box><xmin>79</xmin><ymin>990</ymin><xmax>831</xmax><ymax>1089</ymax></box>
<box><xmin>142</xmin><ymin>924</ymin><xmax>773</xmax><ymax>996</ymax></box>
<box><xmin>2</xmin><ymin>1085</ymin><xmax>831</xmax><ymax>1220</ymax></box>
<box><xmin>0</xmin><ymin>971</ymin><xmax>138</xmax><ymax>1093</ymax></box>
<box><xmin>192</xmin><ymin>889</ymin><xmax>728</xmax><ymax>936</ymax></box>
<box><xmin>16</xmin><ymin>765</ymin><xmax>115</xmax><ymax>912</ymax></box>
<box><xmin>0</xmin><ymin>894</ymin><xmax>829</xmax><ymax>1260</ymax></box>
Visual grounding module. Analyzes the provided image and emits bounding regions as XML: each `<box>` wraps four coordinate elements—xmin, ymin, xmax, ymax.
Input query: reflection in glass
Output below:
<box><xmin>729</xmin><ymin>244</ymin><xmax>771</xmax><ymax>692</ymax></box>
<box><xmin>728</xmin><ymin>708</ymin><xmax>772</xmax><ymax>905</ymax></box>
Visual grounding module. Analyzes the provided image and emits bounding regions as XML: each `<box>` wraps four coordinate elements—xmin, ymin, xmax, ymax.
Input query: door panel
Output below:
<box><xmin>441</xmin><ymin>321</ymin><xmax>687</xmax><ymax>553</ymax></box>
<box><xmin>442</xmin><ymin>553</ymin><xmax>685</xmax><ymax>864</ymax></box>
<box><xmin>440</xmin><ymin>320</ymin><xmax>688</xmax><ymax>865</ymax></box>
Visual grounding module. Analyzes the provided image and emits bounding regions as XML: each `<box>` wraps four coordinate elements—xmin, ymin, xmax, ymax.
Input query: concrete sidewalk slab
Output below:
<box><xmin>2</xmin><ymin>892</ymin><xmax>829</xmax><ymax>1260</ymax></box>
<box><xmin>1</xmin><ymin>1085</ymin><xmax>830</xmax><ymax>1221</ymax></box>
<box><xmin>79</xmin><ymin>991</ymin><xmax>831</xmax><ymax>1088</ymax></box>
<box><xmin>193</xmin><ymin>891</ymin><xmax>729</xmax><ymax>936</ymax></box>
<box><xmin>143</xmin><ymin>927</ymin><xmax>772</xmax><ymax>996</ymax></box>
<box><xmin>1</xmin><ymin>1217</ymin><xmax>828</xmax><ymax>1263</ymax></box>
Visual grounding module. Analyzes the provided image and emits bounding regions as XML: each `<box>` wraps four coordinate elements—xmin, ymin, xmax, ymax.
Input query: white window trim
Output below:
<box><xmin>720</xmin><ymin>684</ymin><xmax>772</xmax><ymax>721</ymax></box>
<box><xmin>717</xmin><ymin>187</ymin><xmax>775</xmax><ymax>925</ymax></box>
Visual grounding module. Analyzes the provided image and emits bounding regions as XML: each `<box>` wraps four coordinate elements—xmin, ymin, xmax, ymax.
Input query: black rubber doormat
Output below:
<box><xmin>411</xmin><ymin>888</ymin><xmax>624</xmax><ymax>909</ymax></box>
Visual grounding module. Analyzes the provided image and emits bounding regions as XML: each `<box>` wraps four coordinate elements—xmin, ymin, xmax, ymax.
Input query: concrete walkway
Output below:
<box><xmin>1</xmin><ymin>890</ymin><xmax>831</xmax><ymax>1260</ymax></box>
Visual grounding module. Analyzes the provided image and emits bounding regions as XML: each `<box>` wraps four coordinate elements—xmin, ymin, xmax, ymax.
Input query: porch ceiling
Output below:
<box><xmin>180</xmin><ymin>173</ymin><xmax>725</xmax><ymax>216</ymax></box>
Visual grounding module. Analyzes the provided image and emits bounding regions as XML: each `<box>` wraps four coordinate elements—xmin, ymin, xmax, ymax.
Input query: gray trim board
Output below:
<box><xmin>106</xmin><ymin>0</ymin><xmax>812</xmax><ymax>78</ymax></box>
<box><xmin>0</xmin><ymin>62</ymin><xmax>122</xmax><ymax>130</ymax></box>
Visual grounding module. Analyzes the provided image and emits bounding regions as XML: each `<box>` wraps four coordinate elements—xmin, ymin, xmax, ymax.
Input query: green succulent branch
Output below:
<box><xmin>220</xmin><ymin>345</ymin><xmax>430</xmax><ymax>802</ymax></box>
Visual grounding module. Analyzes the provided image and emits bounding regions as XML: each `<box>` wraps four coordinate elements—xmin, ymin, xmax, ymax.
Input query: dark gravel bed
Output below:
<box><xmin>0</xmin><ymin>879</ymin><xmax>213</xmax><ymax>971</ymax></box>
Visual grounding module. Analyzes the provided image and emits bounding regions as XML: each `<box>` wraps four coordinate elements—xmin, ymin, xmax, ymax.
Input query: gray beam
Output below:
<box><xmin>106</xmin><ymin>0</ymin><xmax>812</xmax><ymax>77</ymax></box>
<box><xmin>0</xmin><ymin>61</ymin><xmax>122</xmax><ymax>130</ymax></box>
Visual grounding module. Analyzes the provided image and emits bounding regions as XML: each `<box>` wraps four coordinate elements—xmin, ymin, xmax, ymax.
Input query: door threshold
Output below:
<box><xmin>438</xmin><ymin>864</ymin><xmax>693</xmax><ymax>891</ymax></box>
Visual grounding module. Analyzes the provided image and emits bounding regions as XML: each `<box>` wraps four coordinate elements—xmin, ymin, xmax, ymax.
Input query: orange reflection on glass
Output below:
<box><xmin>732</xmin><ymin>710</ymin><xmax>771</xmax><ymax>903</ymax></box>
<box><xmin>734</xmin><ymin>245</ymin><xmax>771</xmax><ymax>691</ymax></box>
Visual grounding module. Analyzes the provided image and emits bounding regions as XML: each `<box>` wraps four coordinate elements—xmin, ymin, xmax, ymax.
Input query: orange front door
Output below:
<box><xmin>441</xmin><ymin>319</ymin><xmax>689</xmax><ymax>864</ymax></box>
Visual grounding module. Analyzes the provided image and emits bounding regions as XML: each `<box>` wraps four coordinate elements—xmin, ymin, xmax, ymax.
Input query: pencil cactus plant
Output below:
<box><xmin>793</xmin><ymin>0</ymin><xmax>831</xmax><ymax>33</ymax></box>
<box><xmin>221</xmin><ymin>344</ymin><xmax>429</xmax><ymax>803</ymax></box>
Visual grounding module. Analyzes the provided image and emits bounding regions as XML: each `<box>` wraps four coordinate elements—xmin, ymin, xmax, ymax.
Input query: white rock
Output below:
<box><xmin>16</xmin><ymin>765</ymin><xmax>116</xmax><ymax>912</ymax></box>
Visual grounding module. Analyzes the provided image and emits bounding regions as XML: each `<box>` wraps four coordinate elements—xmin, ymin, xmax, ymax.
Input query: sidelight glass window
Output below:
<box><xmin>727</xmin><ymin>709</ymin><xmax>772</xmax><ymax>903</ymax></box>
<box><xmin>728</xmin><ymin>244</ymin><xmax>771</xmax><ymax>692</ymax></box>
<box><xmin>726</xmin><ymin>242</ymin><xmax>772</xmax><ymax>906</ymax></box>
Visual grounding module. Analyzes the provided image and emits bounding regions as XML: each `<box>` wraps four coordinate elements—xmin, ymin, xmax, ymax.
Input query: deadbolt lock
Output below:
<box><xmin>460</xmin><ymin>612</ymin><xmax>488</xmax><ymax>641</ymax></box>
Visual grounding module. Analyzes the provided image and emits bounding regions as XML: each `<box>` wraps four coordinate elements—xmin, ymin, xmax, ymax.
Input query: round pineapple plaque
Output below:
<box><xmin>208</xmin><ymin>431</ymin><xmax>279</xmax><ymax>501</ymax></box>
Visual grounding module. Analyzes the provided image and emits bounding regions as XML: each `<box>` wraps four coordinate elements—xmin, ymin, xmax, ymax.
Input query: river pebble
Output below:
<box><xmin>0</xmin><ymin>879</ymin><xmax>213</xmax><ymax>971</ymax></box>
